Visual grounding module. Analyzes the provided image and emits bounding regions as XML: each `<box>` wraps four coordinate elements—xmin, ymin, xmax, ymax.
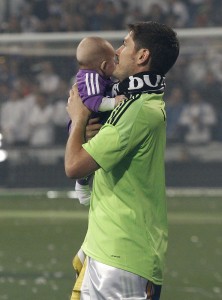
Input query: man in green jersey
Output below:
<box><xmin>65</xmin><ymin>21</ymin><xmax>179</xmax><ymax>300</ymax></box>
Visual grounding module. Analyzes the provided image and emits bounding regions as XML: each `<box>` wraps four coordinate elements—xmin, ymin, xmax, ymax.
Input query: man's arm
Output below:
<box><xmin>65</xmin><ymin>86</ymin><xmax>100</xmax><ymax>179</ymax></box>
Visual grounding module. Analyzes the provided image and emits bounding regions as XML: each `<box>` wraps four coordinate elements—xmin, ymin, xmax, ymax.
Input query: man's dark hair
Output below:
<box><xmin>128</xmin><ymin>21</ymin><xmax>180</xmax><ymax>75</ymax></box>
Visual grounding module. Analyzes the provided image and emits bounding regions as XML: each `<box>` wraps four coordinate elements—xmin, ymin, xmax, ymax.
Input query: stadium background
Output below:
<box><xmin>0</xmin><ymin>1</ymin><xmax>222</xmax><ymax>299</ymax></box>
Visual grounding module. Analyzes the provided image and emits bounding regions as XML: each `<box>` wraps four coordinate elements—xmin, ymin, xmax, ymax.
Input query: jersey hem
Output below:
<box><xmin>82</xmin><ymin>248</ymin><xmax>164</xmax><ymax>286</ymax></box>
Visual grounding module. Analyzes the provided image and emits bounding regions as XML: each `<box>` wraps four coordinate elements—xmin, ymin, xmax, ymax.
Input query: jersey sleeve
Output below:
<box><xmin>98</xmin><ymin>97</ymin><xmax>116</xmax><ymax>112</ymax></box>
<box><xmin>83</xmin><ymin>124</ymin><xmax>123</xmax><ymax>172</ymax></box>
<box><xmin>77</xmin><ymin>71</ymin><xmax>110</xmax><ymax>112</ymax></box>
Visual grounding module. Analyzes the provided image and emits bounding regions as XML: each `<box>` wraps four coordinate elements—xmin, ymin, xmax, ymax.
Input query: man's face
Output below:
<box><xmin>113</xmin><ymin>31</ymin><xmax>138</xmax><ymax>81</ymax></box>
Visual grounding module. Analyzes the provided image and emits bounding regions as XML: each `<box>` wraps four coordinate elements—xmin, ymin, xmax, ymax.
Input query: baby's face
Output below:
<box><xmin>103</xmin><ymin>52</ymin><xmax>116</xmax><ymax>77</ymax></box>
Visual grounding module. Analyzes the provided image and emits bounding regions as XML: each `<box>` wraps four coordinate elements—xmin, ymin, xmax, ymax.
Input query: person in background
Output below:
<box><xmin>179</xmin><ymin>88</ymin><xmax>217</xmax><ymax>145</ymax></box>
<box><xmin>0</xmin><ymin>89</ymin><xmax>29</xmax><ymax>146</ymax></box>
<box><xmin>36</xmin><ymin>61</ymin><xmax>60</xmax><ymax>98</ymax></box>
<box><xmin>166</xmin><ymin>86</ymin><xmax>185</xmax><ymax>143</ymax></box>
<box><xmin>28</xmin><ymin>92</ymin><xmax>54</xmax><ymax>147</ymax></box>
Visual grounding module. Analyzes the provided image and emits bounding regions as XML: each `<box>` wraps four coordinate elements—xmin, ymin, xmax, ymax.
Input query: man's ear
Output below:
<box><xmin>137</xmin><ymin>49</ymin><xmax>150</xmax><ymax>65</ymax></box>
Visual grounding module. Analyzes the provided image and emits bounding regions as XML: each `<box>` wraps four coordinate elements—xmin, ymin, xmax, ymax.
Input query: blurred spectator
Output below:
<box><xmin>198</xmin><ymin>71</ymin><xmax>222</xmax><ymax>113</ymax></box>
<box><xmin>214</xmin><ymin>1</ymin><xmax>222</xmax><ymax>26</ymax></box>
<box><xmin>0</xmin><ymin>89</ymin><xmax>30</xmax><ymax>146</ymax></box>
<box><xmin>31</xmin><ymin>0</ymin><xmax>50</xmax><ymax>21</ymax></box>
<box><xmin>102</xmin><ymin>1</ymin><xmax>124</xmax><ymax>30</ymax></box>
<box><xmin>129</xmin><ymin>0</ymin><xmax>168</xmax><ymax>14</ymax></box>
<box><xmin>0</xmin><ymin>83</ymin><xmax>9</xmax><ymax>105</ymax></box>
<box><xmin>53</xmin><ymin>104</ymin><xmax>69</xmax><ymax>145</ymax></box>
<box><xmin>185</xmin><ymin>54</ymin><xmax>207</xmax><ymax>86</ymax></box>
<box><xmin>46</xmin><ymin>12</ymin><xmax>66</xmax><ymax>32</ymax></box>
<box><xmin>199</xmin><ymin>71</ymin><xmax>222</xmax><ymax>141</ymax></box>
<box><xmin>36</xmin><ymin>61</ymin><xmax>60</xmax><ymax>98</ymax></box>
<box><xmin>9</xmin><ymin>0</ymin><xmax>25</xmax><ymax>17</ymax></box>
<box><xmin>63</xmin><ymin>13</ymin><xmax>87</xmax><ymax>32</ymax></box>
<box><xmin>2</xmin><ymin>15</ymin><xmax>21</xmax><ymax>33</ymax></box>
<box><xmin>16</xmin><ymin>77</ymin><xmax>40</xmax><ymax>110</ymax></box>
<box><xmin>48</xmin><ymin>0</ymin><xmax>63</xmax><ymax>15</ymax></box>
<box><xmin>0</xmin><ymin>59</ymin><xmax>21</xmax><ymax>90</ymax></box>
<box><xmin>179</xmin><ymin>88</ymin><xmax>217</xmax><ymax>144</ymax></box>
<box><xmin>0</xmin><ymin>1</ymin><xmax>6</xmax><ymax>23</ymax></box>
<box><xmin>28</xmin><ymin>92</ymin><xmax>54</xmax><ymax>147</ymax></box>
<box><xmin>0</xmin><ymin>83</ymin><xmax>9</xmax><ymax>136</ymax></box>
<box><xmin>53</xmin><ymin>106</ymin><xmax>69</xmax><ymax>145</ymax></box>
<box><xmin>165</xmin><ymin>0</ymin><xmax>189</xmax><ymax>28</ymax></box>
<box><xmin>0</xmin><ymin>62</ymin><xmax>11</xmax><ymax>85</ymax></box>
<box><xmin>0</xmin><ymin>0</ymin><xmax>222</xmax><ymax>32</ymax></box>
<box><xmin>165</xmin><ymin>56</ymin><xmax>187</xmax><ymax>92</ymax></box>
<box><xmin>124</xmin><ymin>6</ymin><xmax>145</xmax><ymax>25</ymax></box>
<box><xmin>143</xmin><ymin>4</ymin><xmax>166</xmax><ymax>24</ymax></box>
<box><xmin>53</xmin><ymin>79</ymin><xmax>69</xmax><ymax>121</ymax></box>
<box><xmin>30</xmin><ymin>0</ymin><xmax>50</xmax><ymax>32</ymax></box>
<box><xmin>209</xmin><ymin>51</ymin><xmax>222</xmax><ymax>84</ymax></box>
<box><xmin>89</xmin><ymin>1</ymin><xmax>106</xmax><ymax>31</ymax></box>
<box><xmin>20</xmin><ymin>3</ymin><xmax>41</xmax><ymax>32</ymax></box>
<box><xmin>16</xmin><ymin>76</ymin><xmax>34</xmax><ymax>98</ymax></box>
<box><xmin>192</xmin><ymin>0</ymin><xmax>214</xmax><ymax>27</ymax></box>
<box><xmin>166</xmin><ymin>87</ymin><xmax>185</xmax><ymax>143</ymax></box>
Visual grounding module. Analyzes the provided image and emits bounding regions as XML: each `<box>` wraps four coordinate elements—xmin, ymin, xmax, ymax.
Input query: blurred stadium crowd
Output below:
<box><xmin>0</xmin><ymin>0</ymin><xmax>222</xmax><ymax>149</ymax></box>
<box><xmin>1</xmin><ymin>0</ymin><xmax>222</xmax><ymax>32</ymax></box>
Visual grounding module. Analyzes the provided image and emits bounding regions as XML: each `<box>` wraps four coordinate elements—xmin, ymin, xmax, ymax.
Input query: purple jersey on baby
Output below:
<box><xmin>76</xmin><ymin>69</ymin><xmax>113</xmax><ymax>112</ymax></box>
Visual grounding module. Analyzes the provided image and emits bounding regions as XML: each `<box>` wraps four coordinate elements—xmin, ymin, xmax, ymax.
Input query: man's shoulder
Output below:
<box><xmin>107</xmin><ymin>93</ymin><xmax>163</xmax><ymax>125</ymax></box>
<box><xmin>105</xmin><ymin>94</ymin><xmax>144</xmax><ymax>127</ymax></box>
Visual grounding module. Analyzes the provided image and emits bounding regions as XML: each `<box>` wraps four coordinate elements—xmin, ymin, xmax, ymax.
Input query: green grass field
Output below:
<box><xmin>0</xmin><ymin>191</ymin><xmax>222</xmax><ymax>300</ymax></box>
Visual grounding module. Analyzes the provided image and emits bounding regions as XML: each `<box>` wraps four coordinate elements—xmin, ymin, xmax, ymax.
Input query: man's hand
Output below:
<box><xmin>67</xmin><ymin>84</ymin><xmax>91</xmax><ymax>127</ymax></box>
<box><xmin>115</xmin><ymin>95</ymin><xmax>127</xmax><ymax>107</ymax></box>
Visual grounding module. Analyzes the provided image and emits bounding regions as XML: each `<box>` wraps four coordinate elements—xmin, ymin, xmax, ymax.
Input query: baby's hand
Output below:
<box><xmin>115</xmin><ymin>95</ymin><xmax>127</xmax><ymax>107</ymax></box>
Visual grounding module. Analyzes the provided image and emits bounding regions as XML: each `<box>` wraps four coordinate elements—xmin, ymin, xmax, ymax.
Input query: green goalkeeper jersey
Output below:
<box><xmin>82</xmin><ymin>92</ymin><xmax>167</xmax><ymax>285</ymax></box>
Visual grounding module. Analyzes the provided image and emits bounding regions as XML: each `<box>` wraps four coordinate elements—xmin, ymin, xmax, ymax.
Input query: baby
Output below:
<box><xmin>70</xmin><ymin>36</ymin><xmax>125</xmax><ymax>205</ymax></box>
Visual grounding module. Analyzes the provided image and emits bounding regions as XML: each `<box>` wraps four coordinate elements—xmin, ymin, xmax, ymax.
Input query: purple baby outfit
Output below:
<box><xmin>76</xmin><ymin>69</ymin><xmax>112</xmax><ymax>112</ymax></box>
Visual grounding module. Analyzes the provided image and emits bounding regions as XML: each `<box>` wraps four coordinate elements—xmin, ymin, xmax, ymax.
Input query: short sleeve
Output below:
<box><xmin>83</xmin><ymin>124</ymin><xmax>126</xmax><ymax>172</ymax></box>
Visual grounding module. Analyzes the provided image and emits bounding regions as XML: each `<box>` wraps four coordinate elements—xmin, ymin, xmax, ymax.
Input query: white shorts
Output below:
<box><xmin>79</xmin><ymin>257</ymin><xmax>162</xmax><ymax>300</ymax></box>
